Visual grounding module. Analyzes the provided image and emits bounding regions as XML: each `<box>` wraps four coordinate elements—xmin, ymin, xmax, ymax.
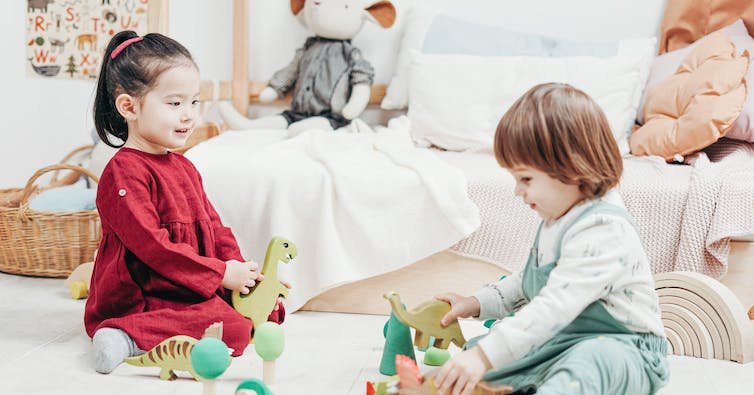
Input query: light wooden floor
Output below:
<box><xmin>2</xmin><ymin>272</ymin><xmax>754</xmax><ymax>395</ymax></box>
<box><xmin>1</xmin><ymin>242</ymin><xmax>752</xmax><ymax>394</ymax></box>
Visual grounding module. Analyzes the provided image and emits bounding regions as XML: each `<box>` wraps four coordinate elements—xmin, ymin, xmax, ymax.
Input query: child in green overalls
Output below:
<box><xmin>433</xmin><ymin>83</ymin><xmax>669</xmax><ymax>395</ymax></box>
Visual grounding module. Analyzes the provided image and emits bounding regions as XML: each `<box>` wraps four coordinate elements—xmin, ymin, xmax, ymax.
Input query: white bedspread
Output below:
<box><xmin>185</xmin><ymin>121</ymin><xmax>480</xmax><ymax>311</ymax></box>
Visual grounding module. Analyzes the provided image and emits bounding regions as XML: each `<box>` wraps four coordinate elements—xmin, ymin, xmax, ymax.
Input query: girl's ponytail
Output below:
<box><xmin>93</xmin><ymin>30</ymin><xmax>138</xmax><ymax>148</ymax></box>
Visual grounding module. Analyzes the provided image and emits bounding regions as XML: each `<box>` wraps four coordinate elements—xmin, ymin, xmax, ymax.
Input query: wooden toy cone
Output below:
<box><xmin>379</xmin><ymin>311</ymin><xmax>415</xmax><ymax>375</ymax></box>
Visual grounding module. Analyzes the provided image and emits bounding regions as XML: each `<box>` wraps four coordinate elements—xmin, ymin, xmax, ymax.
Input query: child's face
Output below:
<box><xmin>129</xmin><ymin>65</ymin><xmax>201</xmax><ymax>154</ymax></box>
<box><xmin>510</xmin><ymin>165</ymin><xmax>584</xmax><ymax>223</ymax></box>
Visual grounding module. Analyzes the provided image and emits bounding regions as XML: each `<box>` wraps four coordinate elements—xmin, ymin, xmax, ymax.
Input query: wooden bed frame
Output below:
<box><xmin>147</xmin><ymin>0</ymin><xmax>754</xmax><ymax>326</ymax></box>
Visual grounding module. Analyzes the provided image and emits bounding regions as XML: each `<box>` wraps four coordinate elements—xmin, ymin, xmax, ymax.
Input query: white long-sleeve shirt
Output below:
<box><xmin>473</xmin><ymin>190</ymin><xmax>665</xmax><ymax>369</ymax></box>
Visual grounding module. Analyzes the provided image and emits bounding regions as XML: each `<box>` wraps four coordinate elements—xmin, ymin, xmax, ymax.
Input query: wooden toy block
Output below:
<box><xmin>422</xmin><ymin>347</ymin><xmax>450</xmax><ymax>367</ymax></box>
<box><xmin>396</xmin><ymin>355</ymin><xmax>422</xmax><ymax>387</ymax></box>
<box><xmin>397</xmin><ymin>380</ymin><xmax>513</xmax><ymax>395</ymax></box>
<box><xmin>233</xmin><ymin>236</ymin><xmax>297</xmax><ymax>342</ymax></box>
<box><xmin>383</xmin><ymin>291</ymin><xmax>466</xmax><ymax>350</ymax></box>
<box><xmin>64</xmin><ymin>261</ymin><xmax>93</xmax><ymax>299</ymax></box>
<box><xmin>367</xmin><ymin>375</ymin><xmax>399</xmax><ymax>395</ymax></box>
<box><xmin>395</xmin><ymin>355</ymin><xmax>512</xmax><ymax>395</ymax></box>
<box><xmin>655</xmin><ymin>271</ymin><xmax>754</xmax><ymax>363</ymax></box>
<box><xmin>68</xmin><ymin>281</ymin><xmax>88</xmax><ymax>299</ymax></box>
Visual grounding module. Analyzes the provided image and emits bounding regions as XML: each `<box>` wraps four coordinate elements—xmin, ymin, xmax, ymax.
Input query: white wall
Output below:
<box><xmin>0</xmin><ymin>0</ymin><xmax>665</xmax><ymax>189</ymax></box>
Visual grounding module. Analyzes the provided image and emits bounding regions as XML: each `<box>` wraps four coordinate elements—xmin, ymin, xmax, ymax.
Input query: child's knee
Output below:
<box><xmin>223</xmin><ymin>315</ymin><xmax>252</xmax><ymax>356</ymax></box>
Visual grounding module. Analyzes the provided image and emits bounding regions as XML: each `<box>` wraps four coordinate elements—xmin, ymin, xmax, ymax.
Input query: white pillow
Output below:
<box><xmin>380</xmin><ymin>5</ymin><xmax>437</xmax><ymax>110</ymax></box>
<box><xmin>407</xmin><ymin>38</ymin><xmax>656</xmax><ymax>154</ymax></box>
<box><xmin>381</xmin><ymin>0</ymin><xmax>665</xmax><ymax>111</ymax></box>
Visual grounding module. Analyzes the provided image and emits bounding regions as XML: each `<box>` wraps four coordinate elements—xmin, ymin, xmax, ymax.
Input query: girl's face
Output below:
<box><xmin>510</xmin><ymin>165</ymin><xmax>584</xmax><ymax>223</ymax></box>
<box><xmin>127</xmin><ymin>65</ymin><xmax>201</xmax><ymax>154</ymax></box>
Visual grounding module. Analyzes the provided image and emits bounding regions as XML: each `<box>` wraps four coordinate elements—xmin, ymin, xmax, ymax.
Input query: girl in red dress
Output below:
<box><xmin>85</xmin><ymin>30</ymin><xmax>285</xmax><ymax>374</ymax></box>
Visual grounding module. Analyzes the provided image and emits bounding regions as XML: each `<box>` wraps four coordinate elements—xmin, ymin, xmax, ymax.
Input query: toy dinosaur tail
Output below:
<box><xmin>123</xmin><ymin>335</ymin><xmax>196</xmax><ymax>367</ymax></box>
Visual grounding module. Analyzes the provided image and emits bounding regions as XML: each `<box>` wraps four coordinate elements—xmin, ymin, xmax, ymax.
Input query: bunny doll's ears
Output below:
<box><xmin>290</xmin><ymin>0</ymin><xmax>396</xmax><ymax>29</ymax></box>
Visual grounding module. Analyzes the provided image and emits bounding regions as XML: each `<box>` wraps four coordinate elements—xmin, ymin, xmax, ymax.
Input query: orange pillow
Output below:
<box><xmin>658</xmin><ymin>0</ymin><xmax>754</xmax><ymax>54</ymax></box>
<box><xmin>629</xmin><ymin>32</ymin><xmax>748</xmax><ymax>161</ymax></box>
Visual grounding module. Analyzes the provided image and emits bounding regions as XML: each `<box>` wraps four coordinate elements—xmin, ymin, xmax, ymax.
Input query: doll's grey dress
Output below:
<box><xmin>268</xmin><ymin>36</ymin><xmax>374</xmax><ymax>129</ymax></box>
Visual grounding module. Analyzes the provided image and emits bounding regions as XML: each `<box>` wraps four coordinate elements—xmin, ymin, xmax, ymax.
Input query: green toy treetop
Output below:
<box><xmin>191</xmin><ymin>337</ymin><xmax>231</xmax><ymax>379</ymax></box>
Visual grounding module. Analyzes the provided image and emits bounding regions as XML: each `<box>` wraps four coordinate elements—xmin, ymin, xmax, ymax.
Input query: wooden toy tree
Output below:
<box><xmin>254</xmin><ymin>322</ymin><xmax>285</xmax><ymax>386</ymax></box>
<box><xmin>235</xmin><ymin>378</ymin><xmax>274</xmax><ymax>395</ymax></box>
<box><xmin>379</xmin><ymin>310</ymin><xmax>415</xmax><ymax>375</ymax></box>
<box><xmin>191</xmin><ymin>338</ymin><xmax>232</xmax><ymax>395</ymax></box>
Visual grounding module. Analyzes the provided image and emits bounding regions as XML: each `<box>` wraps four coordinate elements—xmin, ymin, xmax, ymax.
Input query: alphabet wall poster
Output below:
<box><xmin>26</xmin><ymin>0</ymin><xmax>150</xmax><ymax>80</ymax></box>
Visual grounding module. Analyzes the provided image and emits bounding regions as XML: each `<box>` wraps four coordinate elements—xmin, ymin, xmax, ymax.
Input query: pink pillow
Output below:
<box><xmin>637</xmin><ymin>19</ymin><xmax>754</xmax><ymax>142</ymax></box>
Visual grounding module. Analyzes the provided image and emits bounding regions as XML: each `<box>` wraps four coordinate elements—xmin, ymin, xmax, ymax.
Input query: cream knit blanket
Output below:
<box><xmin>445</xmin><ymin>141</ymin><xmax>754</xmax><ymax>277</ymax></box>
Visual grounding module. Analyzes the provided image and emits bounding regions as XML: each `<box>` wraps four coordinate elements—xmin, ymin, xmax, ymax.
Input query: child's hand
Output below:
<box><xmin>434</xmin><ymin>346</ymin><xmax>492</xmax><ymax>395</ymax></box>
<box><xmin>434</xmin><ymin>293</ymin><xmax>481</xmax><ymax>327</ymax></box>
<box><xmin>222</xmin><ymin>260</ymin><xmax>264</xmax><ymax>294</ymax></box>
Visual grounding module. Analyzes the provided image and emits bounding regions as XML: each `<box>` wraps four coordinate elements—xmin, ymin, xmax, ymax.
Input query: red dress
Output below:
<box><xmin>84</xmin><ymin>148</ymin><xmax>283</xmax><ymax>356</ymax></box>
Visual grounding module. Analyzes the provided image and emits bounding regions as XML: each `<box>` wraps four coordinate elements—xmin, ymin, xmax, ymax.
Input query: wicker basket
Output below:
<box><xmin>49</xmin><ymin>144</ymin><xmax>94</xmax><ymax>186</ymax></box>
<box><xmin>0</xmin><ymin>163</ymin><xmax>101</xmax><ymax>278</ymax></box>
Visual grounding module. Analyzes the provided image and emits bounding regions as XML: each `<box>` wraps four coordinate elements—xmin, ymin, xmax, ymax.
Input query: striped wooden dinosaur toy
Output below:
<box><xmin>123</xmin><ymin>323</ymin><xmax>226</xmax><ymax>381</ymax></box>
<box><xmin>232</xmin><ymin>236</ymin><xmax>297</xmax><ymax>340</ymax></box>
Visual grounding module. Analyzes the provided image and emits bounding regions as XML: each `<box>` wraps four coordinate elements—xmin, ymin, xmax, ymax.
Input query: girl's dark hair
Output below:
<box><xmin>93</xmin><ymin>31</ymin><xmax>197</xmax><ymax>147</ymax></box>
<box><xmin>494</xmin><ymin>83</ymin><xmax>622</xmax><ymax>199</ymax></box>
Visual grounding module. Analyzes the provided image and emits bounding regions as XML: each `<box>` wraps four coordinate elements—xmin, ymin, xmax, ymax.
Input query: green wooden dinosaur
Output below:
<box><xmin>123</xmin><ymin>323</ymin><xmax>225</xmax><ymax>381</ymax></box>
<box><xmin>384</xmin><ymin>291</ymin><xmax>466</xmax><ymax>350</ymax></box>
<box><xmin>232</xmin><ymin>236</ymin><xmax>297</xmax><ymax>340</ymax></box>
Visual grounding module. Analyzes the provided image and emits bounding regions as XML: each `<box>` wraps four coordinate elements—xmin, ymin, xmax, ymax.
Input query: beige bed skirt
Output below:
<box><xmin>300</xmin><ymin>241</ymin><xmax>754</xmax><ymax>316</ymax></box>
<box><xmin>299</xmin><ymin>250</ymin><xmax>508</xmax><ymax>315</ymax></box>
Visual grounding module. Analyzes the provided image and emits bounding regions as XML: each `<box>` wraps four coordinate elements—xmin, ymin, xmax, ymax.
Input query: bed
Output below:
<box><xmin>151</xmin><ymin>0</ymin><xmax>754</xmax><ymax>318</ymax></box>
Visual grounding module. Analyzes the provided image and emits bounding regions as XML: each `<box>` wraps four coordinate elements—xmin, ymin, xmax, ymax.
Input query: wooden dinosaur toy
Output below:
<box><xmin>232</xmin><ymin>236</ymin><xmax>297</xmax><ymax>340</ymax></box>
<box><xmin>383</xmin><ymin>291</ymin><xmax>466</xmax><ymax>350</ymax></box>
<box><xmin>123</xmin><ymin>323</ymin><xmax>228</xmax><ymax>381</ymax></box>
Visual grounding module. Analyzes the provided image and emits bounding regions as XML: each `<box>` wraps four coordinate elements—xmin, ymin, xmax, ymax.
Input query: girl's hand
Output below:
<box><xmin>434</xmin><ymin>293</ymin><xmax>481</xmax><ymax>327</ymax></box>
<box><xmin>434</xmin><ymin>347</ymin><xmax>492</xmax><ymax>395</ymax></box>
<box><xmin>222</xmin><ymin>260</ymin><xmax>264</xmax><ymax>294</ymax></box>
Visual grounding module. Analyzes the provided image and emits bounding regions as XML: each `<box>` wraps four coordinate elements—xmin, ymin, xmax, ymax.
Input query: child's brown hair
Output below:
<box><xmin>494</xmin><ymin>83</ymin><xmax>622</xmax><ymax>199</ymax></box>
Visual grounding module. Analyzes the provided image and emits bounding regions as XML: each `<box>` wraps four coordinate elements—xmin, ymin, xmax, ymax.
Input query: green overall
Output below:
<box><xmin>468</xmin><ymin>201</ymin><xmax>669</xmax><ymax>394</ymax></box>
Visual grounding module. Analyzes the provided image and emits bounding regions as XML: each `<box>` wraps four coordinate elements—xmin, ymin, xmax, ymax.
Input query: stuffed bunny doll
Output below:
<box><xmin>218</xmin><ymin>0</ymin><xmax>396</xmax><ymax>136</ymax></box>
